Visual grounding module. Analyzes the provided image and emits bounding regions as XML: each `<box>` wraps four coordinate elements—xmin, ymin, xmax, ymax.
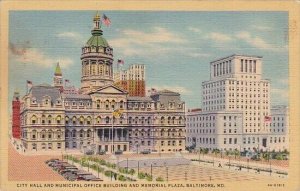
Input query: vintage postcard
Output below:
<box><xmin>0</xmin><ymin>1</ymin><xmax>299</xmax><ymax>191</ymax></box>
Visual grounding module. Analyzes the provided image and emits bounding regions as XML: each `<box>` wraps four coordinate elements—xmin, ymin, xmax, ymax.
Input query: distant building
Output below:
<box><xmin>186</xmin><ymin>55</ymin><xmax>288</xmax><ymax>152</ymax></box>
<box><xmin>12</xmin><ymin>91</ymin><xmax>21</xmax><ymax>139</ymax></box>
<box><xmin>114</xmin><ymin>64</ymin><xmax>146</xmax><ymax>97</ymax></box>
<box><xmin>17</xmin><ymin>13</ymin><xmax>185</xmax><ymax>154</ymax></box>
<box><xmin>269</xmin><ymin>105</ymin><xmax>289</xmax><ymax>151</ymax></box>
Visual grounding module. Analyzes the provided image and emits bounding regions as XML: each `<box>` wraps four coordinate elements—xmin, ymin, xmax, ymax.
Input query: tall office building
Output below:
<box><xmin>114</xmin><ymin>64</ymin><xmax>146</xmax><ymax>97</ymax></box>
<box><xmin>186</xmin><ymin>55</ymin><xmax>288</xmax><ymax>152</ymax></box>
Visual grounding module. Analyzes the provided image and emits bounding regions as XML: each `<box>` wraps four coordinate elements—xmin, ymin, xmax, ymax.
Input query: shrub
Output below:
<box><xmin>156</xmin><ymin>177</ymin><xmax>164</xmax><ymax>182</ymax></box>
<box><xmin>146</xmin><ymin>176</ymin><xmax>153</xmax><ymax>181</ymax></box>
<box><xmin>105</xmin><ymin>170</ymin><xmax>113</xmax><ymax>177</ymax></box>
<box><xmin>118</xmin><ymin>175</ymin><xmax>126</xmax><ymax>181</ymax></box>
<box><xmin>128</xmin><ymin>169</ymin><xmax>135</xmax><ymax>175</ymax></box>
<box><xmin>138</xmin><ymin>172</ymin><xmax>145</xmax><ymax>179</ymax></box>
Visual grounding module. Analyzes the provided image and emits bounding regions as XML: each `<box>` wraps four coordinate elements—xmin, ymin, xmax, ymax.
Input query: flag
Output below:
<box><xmin>27</xmin><ymin>80</ymin><xmax>32</xmax><ymax>85</ymax></box>
<box><xmin>26</xmin><ymin>80</ymin><xmax>33</xmax><ymax>93</ymax></box>
<box><xmin>117</xmin><ymin>59</ymin><xmax>124</xmax><ymax>65</ymax></box>
<box><xmin>264</xmin><ymin>116</ymin><xmax>271</xmax><ymax>122</ymax></box>
<box><xmin>113</xmin><ymin>109</ymin><xmax>123</xmax><ymax>118</ymax></box>
<box><xmin>148</xmin><ymin>88</ymin><xmax>157</xmax><ymax>95</ymax></box>
<box><xmin>102</xmin><ymin>14</ymin><xmax>111</xmax><ymax>27</ymax></box>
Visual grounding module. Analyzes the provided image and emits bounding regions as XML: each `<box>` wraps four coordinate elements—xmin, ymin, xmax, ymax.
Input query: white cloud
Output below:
<box><xmin>236</xmin><ymin>31</ymin><xmax>278</xmax><ymax>51</ymax></box>
<box><xmin>10</xmin><ymin>47</ymin><xmax>73</xmax><ymax>69</ymax></box>
<box><xmin>188</xmin><ymin>27</ymin><xmax>201</xmax><ymax>33</ymax></box>
<box><xmin>187</xmin><ymin>52</ymin><xmax>211</xmax><ymax>58</ymax></box>
<box><xmin>271</xmin><ymin>88</ymin><xmax>288</xmax><ymax>100</ymax></box>
<box><xmin>251</xmin><ymin>25</ymin><xmax>273</xmax><ymax>31</ymax></box>
<box><xmin>56</xmin><ymin>32</ymin><xmax>85</xmax><ymax>44</ymax></box>
<box><xmin>205</xmin><ymin>32</ymin><xmax>232</xmax><ymax>43</ymax></box>
<box><xmin>147</xmin><ymin>85</ymin><xmax>192</xmax><ymax>95</ymax></box>
<box><xmin>109</xmin><ymin>27</ymin><xmax>187</xmax><ymax>56</ymax></box>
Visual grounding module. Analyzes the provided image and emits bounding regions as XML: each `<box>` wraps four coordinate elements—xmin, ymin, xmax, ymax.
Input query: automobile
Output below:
<box><xmin>88</xmin><ymin>178</ymin><xmax>103</xmax><ymax>181</ymax></box>
<box><xmin>98</xmin><ymin>150</ymin><xmax>106</xmax><ymax>155</ymax></box>
<box><xmin>58</xmin><ymin>167</ymin><xmax>78</xmax><ymax>174</ymax></box>
<box><xmin>79</xmin><ymin>174</ymin><xmax>98</xmax><ymax>181</ymax></box>
<box><xmin>45</xmin><ymin>159</ymin><xmax>60</xmax><ymax>164</ymax></box>
<box><xmin>114</xmin><ymin>150</ymin><xmax>123</xmax><ymax>155</ymax></box>
<box><xmin>140</xmin><ymin>149</ymin><xmax>151</xmax><ymax>154</ymax></box>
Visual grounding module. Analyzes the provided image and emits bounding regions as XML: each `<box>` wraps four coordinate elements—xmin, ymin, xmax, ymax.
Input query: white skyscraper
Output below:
<box><xmin>186</xmin><ymin>55</ymin><xmax>288</xmax><ymax>152</ymax></box>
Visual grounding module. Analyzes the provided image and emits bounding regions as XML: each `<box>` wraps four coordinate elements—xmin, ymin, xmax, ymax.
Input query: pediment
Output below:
<box><xmin>89</xmin><ymin>85</ymin><xmax>127</xmax><ymax>95</ymax></box>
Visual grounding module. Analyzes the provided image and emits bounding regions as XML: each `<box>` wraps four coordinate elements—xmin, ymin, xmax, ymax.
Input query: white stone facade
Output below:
<box><xmin>186</xmin><ymin>55</ymin><xmax>288</xmax><ymax>152</ymax></box>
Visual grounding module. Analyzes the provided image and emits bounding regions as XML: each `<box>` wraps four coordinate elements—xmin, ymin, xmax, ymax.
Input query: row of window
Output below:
<box><xmin>31</xmin><ymin>142</ymin><xmax>61</xmax><ymax>150</ymax></box>
<box><xmin>203</xmin><ymin>80</ymin><xmax>268</xmax><ymax>89</ymax></box>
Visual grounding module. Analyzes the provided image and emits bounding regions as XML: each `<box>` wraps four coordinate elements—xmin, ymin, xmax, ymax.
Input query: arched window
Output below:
<box><xmin>57</xmin><ymin>130</ymin><xmax>62</xmax><ymax>139</ymax></box>
<box><xmin>48</xmin><ymin>115</ymin><xmax>52</xmax><ymax>124</ymax></box>
<box><xmin>79</xmin><ymin>116</ymin><xmax>84</xmax><ymax>125</ymax></box>
<box><xmin>32</xmin><ymin>143</ymin><xmax>37</xmax><ymax>150</ymax></box>
<box><xmin>168</xmin><ymin>117</ymin><xmax>171</xmax><ymax>124</ymax></box>
<box><xmin>48</xmin><ymin>130</ymin><xmax>52</xmax><ymax>139</ymax></box>
<box><xmin>56</xmin><ymin>115</ymin><xmax>61</xmax><ymax>124</ymax></box>
<box><xmin>120</xmin><ymin>100</ymin><xmax>124</xmax><ymax>109</ymax></box>
<box><xmin>79</xmin><ymin>129</ymin><xmax>84</xmax><ymax>138</ymax></box>
<box><xmin>41</xmin><ymin>115</ymin><xmax>46</xmax><ymax>124</ymax></box>
<box><xmin>96</xmin><ymin>100</ymin><xmax>100</xmax><ymax>109</ymax></box>
<box><xmin>111</xmin><ymin>100</ymin><xmax>115</xmax><ymax>110</ymax></box>
<box><xmin>172</xmin><ymin>117</ymin><xmax>176</xmax><ymax>124</ymax></box>
<box><xmin>129</xmin><ymin>117</ymin><xmax>132</xmax><ymax>124</ymax></box>
<box><xmin>31</xmin><ymin>115</ymin><xmax>37</xmax><ymax>124</ymax></box>
<box><xmin>96</xmin><ymin>116</ymin><xmax>101</xmax><ymax>124</ymax></box>
<box><xmin>161</xmin><ymin>117</ymin><xmax>165</xmax><ymax>124</ymax></box>
<box><xmin>41</xmin><ymin>130</ymin><xmax>46</xmax><ymax>139</ymax></box>
<box><xmin>41</xmin><ymin>143</ymin><xmax>46</xmax><ymax>150</ymax></box>
<box><xmin>72</xmin><ymin>116</ymin><xmax>77</xmax><ymax>125</ymax></box>
<box><xmin>105</xmin><ymin>100</ymin><xmax>109</xmax><ymax>110</ymax></box>
<box><xmin>178</xmin><ymin>117</ymin><xmax>183</xmax><ymax>125</ymax></box>
<box><xmin>72</xmin><ymin>130</ymin><xmax>76</xmax><ymax>138</ymax></box>
<box><xmin>141</xmin><ymin>117</ymin><xmax>145</xmax><ymax>124</ymax></box>
<box><xmin>87</xmin><ymin>129</ymin><xmax>91</xmax><ymax>138</ymax></box>
<box><xmin>31</xmin><ymin>130</ymin><xmax>37</xmax><ymax>139</ymax></box>
<box><xmin>105</xmin><ymin>116</ymin><xmax>110</xmax><ymax>124</ymax></box>
<box><xmin>48</xmin><ymin>143</ymin><xmax>52</xmax><ymax>150</ymax></box>
<box><xmin>86</xmin><ymin>116</ymin><xmax>92</xmax><ymax>125</ymax></box>
<box><xmin>65</xmin><ymin>116</ymin><xmax>69</xmax><ymax>125</ymax></box>
<box><xmin>148</xmin><ymin>117</ymin><xmax>151</xmax><ymax>124</ymax></box>
<box><xmin>135</xmin><ymin>117</ymin><xmax>138</xmax><ymax>124</ymax></box>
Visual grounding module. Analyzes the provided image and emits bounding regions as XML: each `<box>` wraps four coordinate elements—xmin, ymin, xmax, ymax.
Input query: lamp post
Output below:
<box><xmin>166</xmin><ymin>166</ymin><xmax>168</xmax><ymax>182</ymax></box>
<box><xmin>111</xmin><ymin>115</ymin><xmax>114</xmax><ymax>154</ymax></box>
<box><xmin>150</xmin><ymin>164</ymin><xmax>153</xmax><ymax>181</ymax></box>
<box><xmin>138</xmin><ymin>160</ymin><xmax>140</xmax><ymax>175</ymax></box>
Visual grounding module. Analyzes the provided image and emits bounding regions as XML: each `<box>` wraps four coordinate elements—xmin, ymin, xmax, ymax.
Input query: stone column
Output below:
<box><xmin>121</xmin><ymin>129</ymin><xmax>124</xmax><ymax>141</ymax></box>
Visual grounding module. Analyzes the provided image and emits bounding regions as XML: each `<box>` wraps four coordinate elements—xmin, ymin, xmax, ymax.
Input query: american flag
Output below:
<box><xmin>117</xmin><ymin>59</ymin><xmax>124</xmax><ymax>65</ymax></box>
<box><xmin>264</xmin><ymin>116</ymin><xmax>272</xmax><ymax>122</ymax></box>
<box><xmin>148</xmin><ymin>88</ymin><xmax>157</xmax><ymax>94</ymax></box>
<box><xmin>102</xmin><ymin>14</ymin><xmax>111</xmax><ymax>27</ymax></box>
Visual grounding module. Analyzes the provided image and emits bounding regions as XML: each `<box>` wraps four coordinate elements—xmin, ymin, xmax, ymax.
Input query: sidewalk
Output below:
<box><xmin>184</xmin><ymin>153</ymin><xmax>288</xmax><ymax>178</ymax></box>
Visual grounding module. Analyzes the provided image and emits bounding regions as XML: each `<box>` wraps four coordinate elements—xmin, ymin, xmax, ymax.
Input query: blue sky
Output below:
<box><xmin>9</xmin><ymin>11</ymin><xmax>288</xmax><ymax>109</ymax></box>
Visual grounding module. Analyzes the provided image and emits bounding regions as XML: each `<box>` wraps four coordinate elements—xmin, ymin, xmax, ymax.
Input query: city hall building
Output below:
<box><xmin>186</xmin><ymin>55</ymin><xmax>289</xmax><ymax>152</ymax></box>
<box><xmin>14</xmin><ymin>13</ymin><xmax>186</xmax><ymax>154</ymax></box>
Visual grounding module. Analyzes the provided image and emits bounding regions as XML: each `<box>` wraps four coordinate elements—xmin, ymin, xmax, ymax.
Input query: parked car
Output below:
<box><xmin>114</xmin><ymin>150</ymin><xmax>123</xmax><ymax>155</ymax></box>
